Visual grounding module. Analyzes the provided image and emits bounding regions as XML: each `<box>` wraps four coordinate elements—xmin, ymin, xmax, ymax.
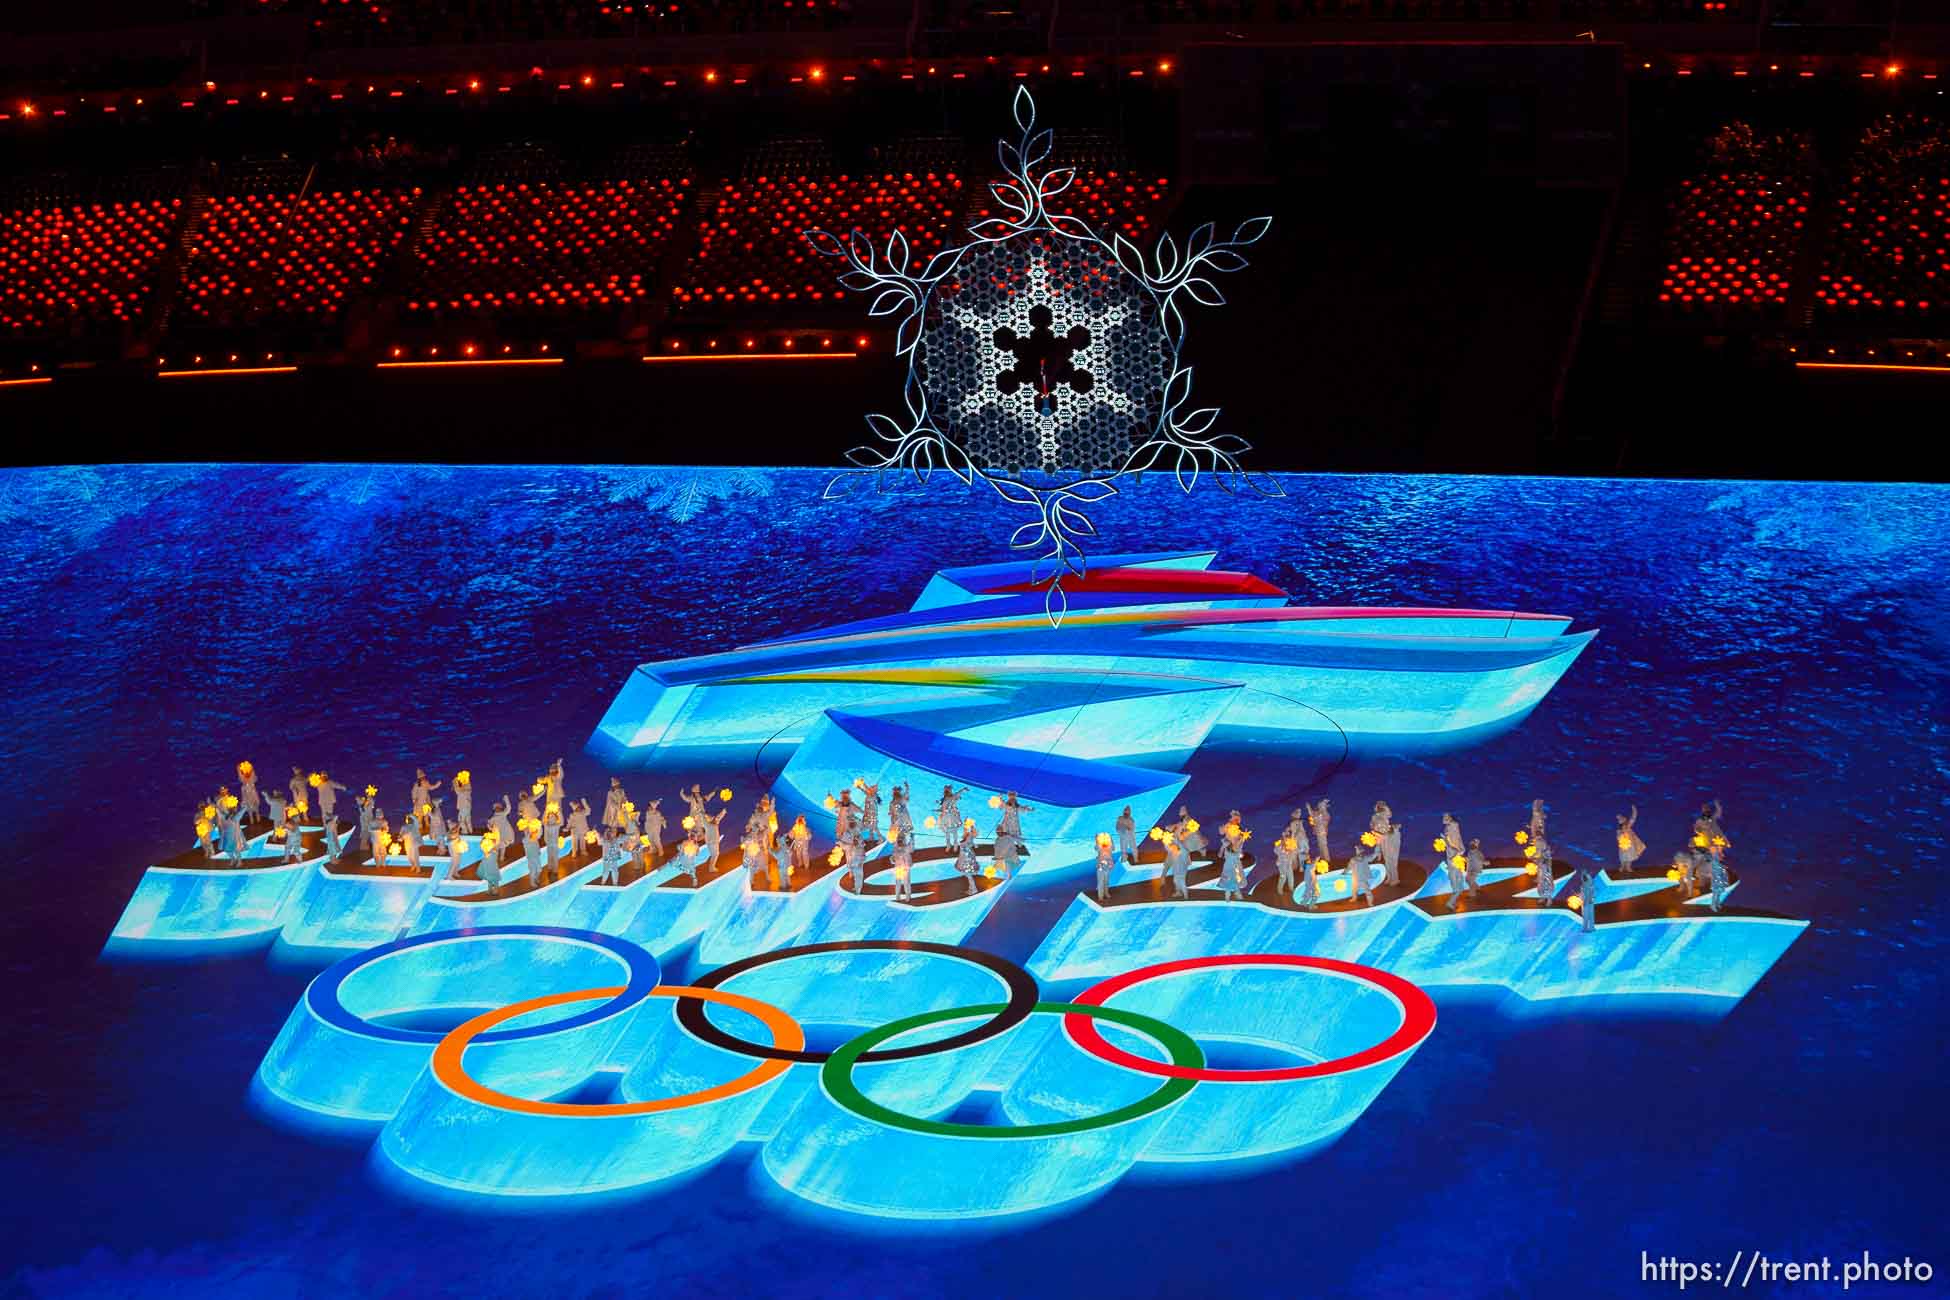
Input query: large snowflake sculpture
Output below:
<box><xmin>807</xmin><ymin>86</ymin><xmax>1280</xmax><ymax>622</ymax></box>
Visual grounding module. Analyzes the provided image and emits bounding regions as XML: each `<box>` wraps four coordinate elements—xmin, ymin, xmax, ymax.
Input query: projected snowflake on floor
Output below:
<box><xmin>806</xmin><ymin>88</ymin><xmax>1280</xmax><ymax>621</ymax></box>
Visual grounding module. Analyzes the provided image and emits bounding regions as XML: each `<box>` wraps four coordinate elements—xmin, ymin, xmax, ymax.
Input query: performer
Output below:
<box><xmin>517</xmin><ymin>783</ymin><xmax>540</xmax><ymax>826</ymax></box>
<box><xmin>237</xmin><ymin>763</ymin><xmax>261</xmax><ymax>824</ymax></box>
<box><xmin>1275</xmin><ymin>834</ymin><xmax>1299</xmax><ymax>895</ymax></box>
<box><xmin>1348</xmin><ymin>839</ymin><xmax>1377</xmax><ymax>906</ymax></box>
<box><xmin>992</xmin><ymin>817</ymin><xmax>1021</xmax><ymax>880</ymax></box>
<box><xmin>320</xmin><ymin>809</ymin><xmax>343</xmax><ymax>861</ymax></box>
<box><xmin>859</xmin><ymin>780</ymin><xmax>882</xmax><ymax>845</ymax></box>
<box><xmin>789</xmin><ymin>815</ymin><xmax>812</xmax><ymax>876</ymax></box>
<box><xmin>544</xmin><ymin>758</ymin><xmax>566</xmax><ymax>812</ymax></box>
<box><xmin>1441</xmin><ymin>812</ymin><xmax>1464</xmax><ymax>862</ymax></box>
<box><xmin>566</xmin><ymin>798</ymin><xmax>591</xmax><ymax>853</ymax></box>
<box><xmin>411</xmin><ymin>769</ymin><xmax>442</xmax><ymax>820</ymax></box>
<box><xmin>355</xmin><ymin>789</ymin><xmax>376</xmax><ymax>851</ymax></box>
<box><xmin>289</xmin><ymin>766</ymin><xmax>308</xmax><ymax>815</ymax></box>
<box><xmin>1615</xmin><ymin>804</ymin><xmax>1645</xmax><ymax>874</ymax></box>
<box><xmin>1220</xmin><ymin>826</ymin><xmax>1248</xmax><ymax>900</ymax></box>
<box><xmin>642</xmin><ymin>798</ymin><xmax>667</xmax><ymax>862</ymax></box>
<box><xmin>702</xmin><ymin>806</ymin><xmax>725</xmax><ymax>866</ymax></box>
<box><xmin>1174</xmin><ymin>807</ymin><xmax>1206</xmax><ymax>857</ymax></box>
<box><xmin>490</xmin><ymin>796</ymin><xmax>515</xmax><ymax>854</ymax></box>
<box><xmin>1576</xmin><ymin>862</ymin><xmax>1598</xmax><ymax>932</ymax></box>
<box><xmin>741</xmin><ymin>837</ymin><xmax>768</xmax><ymax>888</ymax></box>
<box><xmin>520</xmin><ymin>816</ymin><xmax>543</xmax><ymax>885</ymax></box>
<box><xmin>675</xmin><ymin>830</ymin><xmax>706</xmax><ymax>881</ymax></box>
<box><xmin>1708</xmin><ymin>844</ymin><xmax>1730</xmax><ymax>913</ymax></box>
<box><xmin>402</xmin><ymin>814</ymin><xmax>422</xmax><ymax>875</ymax></box>
<box><xmin>954</xmin><ymin>820</ymin><xmax>980</xmax><ymax>894</ymax></box>
<box><xmin>542</xmin><ymin>806</ymin><xmax>563</xmax><ymax>884</ymax></box>
<box><xmin>265</xmin><ymin>787</ymin><xmax>290</xmax><ymax>829</ymax></box>
<box><xmin>426</xmin><ymin>795</ymin><xmax>449</xmax><ymax>848</ymax></box>
<box><xmin>1372</xmin><ymin>801</ymin><xmax>1402</xmax><ymax>887</ymax></box>
<box><xmin>597</xmin><ymin>826</ymin><xmax>622</xmax><ymax>885</ymax></box>
<box><xmin>682</xmin><ymin>783</ymin><xmax>709</xmax><ymax>824</ymax></box>
<box><xmin>479</xmin><ymin>831</ymin><xmax>503</xmax><ymax>891</ymax></box>
<box><xmin>222</xmin><ymin>806</ymin><xmax>247</xmax><ymax>867</ymax></box>
<box><xmin>892</xmin><ymin>836</ymin><xmax>915</xmax><ymax>901</ymax></box>
<box><xmin>1528</xmin><ymin>798</ymin><xmax>1549</xmax><ymax>843</ymax></box>
<box><xmin>314</xmin><ymin>772</ymin><xmax>347</xmax><ymax>827</ymax></box>
<box><xmin>602</xmin><ymin>777</ymin><xmax>627</xmax><ymax>832</ymax></box>
<box><xmin>282</xmin><ymin>813</ymin><xmax>305</xmax><ymax>864</ymax></box>
<box><xmin>372</xmin><ymin>816</ymin><xmax>392</xmax><ymax>865</ymax></box>
<box><xmin>828</xmin><ymin>788</ymin><xmax>857</xmax><ymax>845</ymax></box>
<box><xmin>1306</xmin><ymin>799</ymin><xmax>1332</xmax><ymax>864</ymax></box>
<box><xmin>889</xmin><ymin>784</ymin><xmax>913</xmax><ymax>850</ymax></box>
<box><xmin>1116</xmin><ymin>807</ymin><xmax>1138</xmax><ymax>864</ymax></box>
<box><xmin>1165</xmin><ymin>832</ymin><xmax>1191</xmax><ymax>899</ymax></box>
<box><xmin>1299</xmin><ymin>852</ymin><xmax>1321</xmax><ymax>910</ymax></box>
<box><xmin>1464</xmin><ymin>837</ymin><xmax>1485</xmax><ymax>898</ymax></box>
<box><xmin>453</xmin><ymin>772</ymin><xmax>474</xmax><ymax>835</ymax></box>
<box><xmin>1095</xmin><ymin>834</ymin><xmax>1115</xmax><ymax>901</ymax></box>
<box><xmin>936</xmin><ymin>785</ymin><xmax>969</xmax><ymax>851</ymax></box>
<box><xmin>1533</xmin><ymin>831</ymin><xmax>1555</xmax><ymax>906</ymax></box>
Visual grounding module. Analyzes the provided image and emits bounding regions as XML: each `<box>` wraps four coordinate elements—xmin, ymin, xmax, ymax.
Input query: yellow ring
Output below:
<box><xmin>431</xmin><ymin>984</ymin><xmax>805</xmax><ymax>1117</ymax></box>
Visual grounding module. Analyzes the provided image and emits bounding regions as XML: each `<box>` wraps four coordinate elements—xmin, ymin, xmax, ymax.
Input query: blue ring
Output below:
<box><xmin>306</xmin><ymin>925</ymin><xmax>660</xmax><ymax>1045</ymax></box>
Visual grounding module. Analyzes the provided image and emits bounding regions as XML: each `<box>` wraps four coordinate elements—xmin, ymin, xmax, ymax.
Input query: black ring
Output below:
<box><xmin>678</xmin><ymin>940</ymin><xmax>1039</xmax><ymax>1065</ymax></box>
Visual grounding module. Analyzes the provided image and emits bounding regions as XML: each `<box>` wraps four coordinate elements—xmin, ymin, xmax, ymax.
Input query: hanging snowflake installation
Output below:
<box><xmin>806</xmin><ymin>86</ymin><xmax>1280</xmax><ymax>622</ymax></box>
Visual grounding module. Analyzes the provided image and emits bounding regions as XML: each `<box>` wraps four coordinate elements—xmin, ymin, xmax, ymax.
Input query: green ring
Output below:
<box><xmin>819</xmin><ymin>1000</ymin><xmax>1204</xmax><ymax>1139</ymax></box>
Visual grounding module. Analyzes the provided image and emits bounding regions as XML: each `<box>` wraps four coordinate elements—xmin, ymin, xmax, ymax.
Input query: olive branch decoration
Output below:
<box><xmin>805</xmin><ymin>85</ymin><xmax>1280</xmax><ymax>625</ymax></box>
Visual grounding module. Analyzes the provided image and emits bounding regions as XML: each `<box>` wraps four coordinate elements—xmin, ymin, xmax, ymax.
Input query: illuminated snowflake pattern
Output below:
<box><xmin>924</xmin><ymin>235</ymin><xmax>1169</xmax><ymax>476</ymax></box>
<box><xmin>806</xmin><ymin>87</ymin><xmax>1279</xmax><ymax>622</ymax></box>
<box><xmin>599</xmin><ymin>467</ymin><xmax>773</xmax><ymax>524</ymax></box>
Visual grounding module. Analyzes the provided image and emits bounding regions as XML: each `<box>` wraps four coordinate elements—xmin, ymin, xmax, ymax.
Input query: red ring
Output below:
<box><xmin>1065</xmin><ymin>954</ymin><xmax>1436</xmax><ymax>1083</ymax></box>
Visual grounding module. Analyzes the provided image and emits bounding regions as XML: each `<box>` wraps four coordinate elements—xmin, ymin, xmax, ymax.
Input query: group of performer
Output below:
<box><xmin>1086</xmin><ymin>795</ymin><xmax>1736</xmax><ymax>922</ymax></box>
<box><xmin>192</xmin><ymin>761</ymin><xmax>1734</xmax><ymax>918</ymax></box>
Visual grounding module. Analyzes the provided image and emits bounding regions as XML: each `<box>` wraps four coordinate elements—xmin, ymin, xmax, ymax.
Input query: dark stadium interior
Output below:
<box><xmin>4</xmin><ymin>0</ymin><xmax>1948</xmax><ymax>478</ymax></box>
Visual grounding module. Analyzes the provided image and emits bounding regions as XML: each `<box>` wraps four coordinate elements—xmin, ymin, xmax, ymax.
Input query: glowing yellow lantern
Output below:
<box><xmin>1524</xmin><ymin>863</ymin><xmax>1539</xmax><ymax>876</ymax></box>
<box><xmin>984</xmin><ymin>865</ymin><xmax>998</xmax><ymax>879</ymax></box>
<box><xmin>308</xmin><ymin>773</ymin><xmax>324</xmax><ymax>788</ymax></box>
<box><xmin>1617</xmin><ymin>833</ymin><xmax>1633</xmax><ymax>850</ymax></box>
<box><xmin>455</xmin><ymin>770</ymin><xmax>470</xmax><ymax>787</ymax></box>
<box><xmin>1712</xmin><ymin>835</ymin><xmax>1728</xmax><ymax>849</ymax></box>
<box><xmin>365</xmin><ymin>785</ymin><xmax>377</xmax><ymax>797</ymax></box>
<box><xmin>1451</xmin><ymin>854</ymin><xmax>1466</xmax><ymax>871</ymax></box>
<box><xmin>988</xmin><ymin>796</ymin><xmax>1003</xmax><ymax>809</ymax></box>
<box><xmin>823</xmin><ymin>795</ymin><xmax>837</xmax><ymax>811</ymax></box>
<box><xmin>964</xmin><ymin>818</ymin><xmax>976</xmax><ymax>831</ymax></box>
<box><xmin>1184</xmin><ymin>818</ymin><xmax>1200</xmax><ymax>833</ymax></box>
<box><xmin>194</xmin><ymin>818</ymin><xmax>212</xmax><ymax>838</ymax></box>
<box><xmin>419</xmin><ymin>803</ymin><xmax>432</xmax><ymax>817</ymax></box>
<box><xmin>681</xmin><ymin>815</ymin><xmax>696</xmax><ymax>830</ymax></box>
<box><xmin>1692</xmin><ymin>833</ymin><xmax>1708</xmax><ymax>848</ymax></box>
<box><xmin>221</xmin><ymin>795</ymin><xmax>239</xmax><ymax>810</ymax></box>
<box><xmin>1515</xmin><ymin>830</ymin><xmax>1529</xmax><ymax>845</ymax></box>
<box><xmin>721</xmin><ymin>787</ymin><xmax>734</xmax><ymax>802</ymax></box>
<box><xmin>295</xmin><ymin>800</ymin><xmax>309</xmax><ymax>816</ymax></box>
<box><xmin>1567</xmin><ymin>894</ymin><xmax>1583</xmax><ymax>911</ymax></box>
<box><xmin>202</xmin><ymin>803</ymin><xmax>218</xmax><ymax>820</ymax></box>
<box><xmin>273</xmin><ymin>827</ymin><xmax>288</xmax><ymax>842</ymax></box>
<box><xmin>1666</xmin><ymin>867</ymin><xmax>1683</xmax><ymax>881</ymax></box>
<box><xmin>827</xmin><ymin>848</ymin><xmax>844</xmax><ymax>867</ymax></box>
<box><xmin>1148</xmin><ymin>827</ymin><xmax>1164</xmax><ymax>842</ymax></box>
<box><xmin>1523</xmin><ymin>844</ymin><xmax>1538</xmax><ymax>860</ymax></box>
<box><xmin>480</xmin><ymin>833</ymin><xmax>499</xmax><ymax>852</ymax></box>
<box><xmin>585</xmin><ymin>831</ymin><xmax>600</xmax><ymax>846</ymax></box>
<box><xmin>532</xmin><ymin>781</ymin><xmax>545</xmax><ymax>796</ymax></box>
<box><xmin>1433</xmin><ymin>837</ymin><xmax>1448</xmax><ymax>853</ymax></box>
<box><xmin>924</xmin><ymin>815</ymin><xmax>937</xmax><ymax>829</ymax></box>
<box><xmin>853</xmin><ymin>777</ymin><xmax>866</xmax><ymax>789</ymax></box>
<box><xmin>237</xmin><ymin>761</ymin><xmax>254</xmax><ymax>779</ymax></box>
<box><xmin>1095</xmin><ymin>832</ymin><xmax>1112</xmax><ymax>848</ymax></box>
<box><xmin>621</xmin><ymin>801</ymin><xmax>636</xmax><ymax>817</ymax></box>
<box><xmin>1314</xmin><ymin>860</ymin><xmax>1329</xmax><ymax>875</ymax></box>
<box><xmin>1359</xmin><ymin>831</ymin><xmax>1377</xmax><ymax>847</ymax></box>
<box><xmin>545</xmin><ymin>801</ymin><xmax>561</xmax><ymax>818</ymax></box>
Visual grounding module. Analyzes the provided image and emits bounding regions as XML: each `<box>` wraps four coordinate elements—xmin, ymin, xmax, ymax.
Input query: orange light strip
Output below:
<box><xmin>1795</xmin><ymin>361</ymin><xmax>1950</xmax><ymax>374</ymax></box>
<box><xmin>157</xmin><ymin>365</ymin><xmax>298</xmax><ymax>378</ymax></box>
<box><xmin>376</xmin><ymin>357</ymin><xmax>564</xmax><ymax>369</ymax></box>
<box><xmin>641</xmin><ymin>351</ymin><xmax>859</xmax><ymax>363</ymax></box>
<box><xmin>0</xmin><ymin>376</ymin><xmax>53</xmax><ymax>388</ymax></box>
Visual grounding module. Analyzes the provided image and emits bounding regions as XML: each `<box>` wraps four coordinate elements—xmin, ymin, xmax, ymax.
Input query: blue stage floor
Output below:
<box><xmin>1</xmin><ymin>466</ymin><xmax>1945</xmax><ymax>1297</ymax></box>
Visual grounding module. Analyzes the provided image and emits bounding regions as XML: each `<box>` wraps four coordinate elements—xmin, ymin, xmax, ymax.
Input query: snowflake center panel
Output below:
<box><xmin>920</xmin><ymin>233</ymin><xmax>1170</xmax><ymax>479</ymax></box>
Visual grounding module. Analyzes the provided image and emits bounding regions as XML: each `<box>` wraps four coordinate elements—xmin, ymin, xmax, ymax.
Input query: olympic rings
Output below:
<box><xmin>309</xmin><ymin>925</ymin><xmax>661</xmax><ymax>1045</ymax></box>
<box><xmin>821</xmin><ymin>1001</ymin><xmax>1203</xmax><ymax>1138</ymax></box>
<box><xmin>677</xmin><ymin>940</ymin><xmax>1039</xmax><ymax>1065</ymax></box>
<box><xmin>1065</xmin><ymin>954</ymin><xmax>1437</xmax><ymax>1083</ymax></box>
<box><xmin>431</xmin><ymin>984</ymin><xmax>806</xmax><ymax>1117</ymax></box>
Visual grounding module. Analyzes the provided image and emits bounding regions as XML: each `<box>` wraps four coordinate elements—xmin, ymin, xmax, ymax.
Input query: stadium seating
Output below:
<box><xmin>674</xmin><ymin>171</ymin><xmax>963</xmax><ymax>312</ymax></box>
<box><xmin>0</xmin><ymin>200</ymin><xmax>183</xmax><ymax>338</ymax></box>
<box><xmin>1656</xmin><ymin>171</ymin><xmax>1808</xmax><ymax>312</ymax></box>
<box><xmin>179</xmin><ymin>189</ymin><xmax>420</xmax><ymax>325</ymax></box>
<box><xmin>1815</xmin><ymin>129</ymin><xmax>1948</xmax><ymax>319</ymax></box>
<box><xmin>405</xmin><ymin>177</ymin><xmax>691</xmax><ymax>317</ymax></box>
